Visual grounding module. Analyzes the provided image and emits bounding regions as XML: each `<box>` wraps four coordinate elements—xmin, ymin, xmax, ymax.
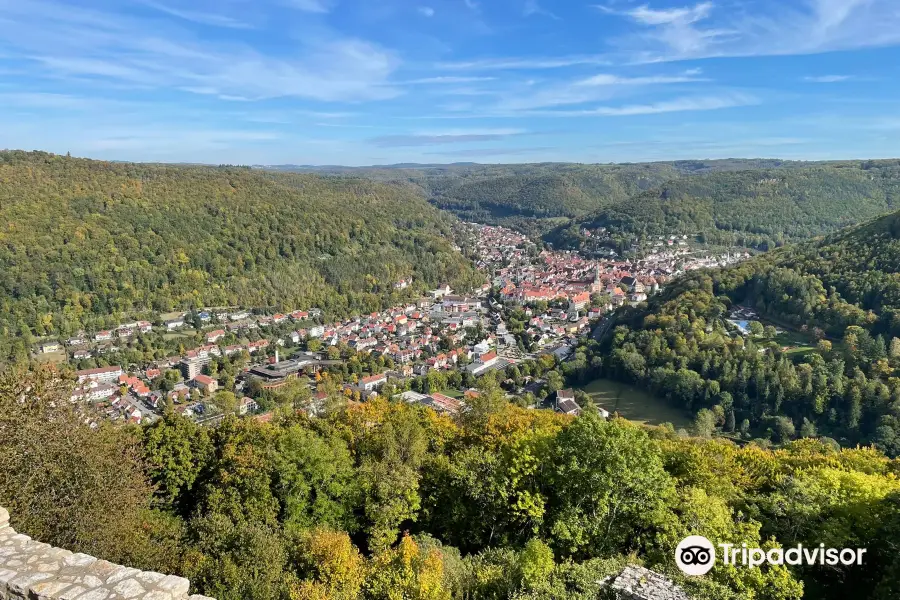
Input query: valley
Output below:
<box><xmin>5</xmin><ymin>2</ymin><xmax>900</xmax><ymax>598</ymax></box>
<box><xmin>4</xmin><ymin>151</ymin><xmax>900</xmax><ymax>600</ymax></box>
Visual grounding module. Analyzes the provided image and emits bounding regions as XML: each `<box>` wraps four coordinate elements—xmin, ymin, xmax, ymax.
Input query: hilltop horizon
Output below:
<box><xmin>8</xmin><ymin>149</ymin><xmax>900</xmax><ymax>170</ymax></box>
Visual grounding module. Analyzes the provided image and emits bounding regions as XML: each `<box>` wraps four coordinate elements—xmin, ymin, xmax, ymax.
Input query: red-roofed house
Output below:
<box><xmin>206</xmin><ymin>329</ymin><xmax>226</xmax><ymax>344</ymax></box>
<box><xmin>247</xmin><ymin>339</ymin><xmax>269</xmax><ymax>353</ymax></box>
<box><xmin>191</xmin><ymin>374</ymin><xmax>218</xmax><ymax>394</ymax></box>
<box><xmin>358</xmin><ymin>373</ymin><xmax>388</xmax><ymax>392</ymax></box>
<box><xmin>426</xmin><ymin>393</ymin><xmax>462</xmax><ymax>415</ymax></box>
<box><xmin>569</xmin><ymin>292</ymin><xmax>590</xmax><ymax>311</ymax></box>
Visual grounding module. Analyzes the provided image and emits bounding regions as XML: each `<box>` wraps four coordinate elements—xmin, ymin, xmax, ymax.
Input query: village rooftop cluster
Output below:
<box><xmin>61</xmin><ymin>223</ymin><xmax>749</xmax><ymax>426</ymax></box>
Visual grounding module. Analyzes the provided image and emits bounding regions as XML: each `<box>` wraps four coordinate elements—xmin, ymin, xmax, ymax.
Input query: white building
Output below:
<box><xmin>76</xmin><ymin>365</ymin><xmax>124</xmax><ymax>384</ymax></box>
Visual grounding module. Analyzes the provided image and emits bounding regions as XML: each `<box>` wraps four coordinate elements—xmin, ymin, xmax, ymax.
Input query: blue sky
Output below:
<box><xmin>2</xmin><ymin>0</ymin><xmax>900</xmax><ymax>165</ymax></box>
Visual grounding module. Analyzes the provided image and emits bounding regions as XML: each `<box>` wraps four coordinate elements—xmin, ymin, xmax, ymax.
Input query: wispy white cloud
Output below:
<box><xmin>438</xmin><ymin>55</ymin><xmax>610</xmax><ymax>70</ymax></box>
<box><xmin>0</xmin><ymin>0</ymin><xmax>400</xmax><ymax>102</ymax></box>
<box><xmin>414</xmin><ymin>91</ymin><xmax>756</xmax><ymax>119</ymax></box>
<box><xmin>0</xmin><ymin>92</ymin><xmax>106</xmax><ymax>110</ymax></box>
<box><xmin>491</xmin><ymin>72</ymin><xmax>708</xmax><ymax>111</ymax></box>
<box><xmin>417</xmin><ymin>6</ymin><xmax>435</xmax><ymax>17</ymax></box>
<box><xmin>598</xmin><ymin>1</ymin><xmax>736</xmax><ymax>58</ymax></box>
<box><xmin>804</xmin><ymin>74</ymin><xmax>852</xmax><ymax>83</ymax></box>
<box><xmin>370</xmin><ymin>128</ymin><xmax>527</xmax><ymax>146</ymax></box>
<box><xmin>575</xmin><ymin>73</ymin><xmax>707</xmax><ymax>86</ymax></box>
<box><xmin>425</xmin><ymin>146</ymin><xmax>553</xmax><ymax>157</ymax></box>
<box><xmin>597</xmin><ymin>0</ymin><xmax>900</xmax><ymax>63</ymax></box>
<box><xmin>140</xmin><ymin>1</ymin><xmax>253</xmax><ymax>29</ymax></box>
<box><xmin>614</xmin><ymin>2</ymin><xmax>714</xmax><ymax>26</ymax></box>
<box><xmin>538</xmin><ymin>93</ymin><xmax>758</xmax><ymax>117</ymax></box>
<box><xmin>402</xmin><ymin>76</ymin><xmax>495</xmax><ymax>84</ymax></box>
<box><xmin>524</xmin><ymin>0</ymin><xmax>560</xmax><ymax>20</ymax></box>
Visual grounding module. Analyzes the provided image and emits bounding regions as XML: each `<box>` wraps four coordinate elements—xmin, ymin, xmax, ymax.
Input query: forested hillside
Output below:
<box><xmin>7</xmin><ymin>366</ymin><xmax>900</xmax><ymax>600</ymax></box>
<box><xmin>280</xmin><ymin>159</ymin><xmax>813</xmax><ymax>235</ymax></box>
<box><xmin>0</xmin><ymin>151</ymin><xmax>481</xmax><ymax>360</ymax></box>
<box><xmin>552</xmin><ymin>162</ymin><xmax>900</xmax><ymax>250</ymax></box>
<box><xmin>601</xmin><ymin>208</ymin><xmax>900</xmax><ymax>455</ymax></box>
<box><xmin>287</xmin><ymin>159</ymin><xmax>900</xmax><ymax>245</ymax></box>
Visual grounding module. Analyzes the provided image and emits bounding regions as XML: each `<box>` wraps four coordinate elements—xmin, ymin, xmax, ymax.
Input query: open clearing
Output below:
<box><xmin>579</xmin><ymin>378</ymin><xmax>693</xmax><ymax>429</ymax></box>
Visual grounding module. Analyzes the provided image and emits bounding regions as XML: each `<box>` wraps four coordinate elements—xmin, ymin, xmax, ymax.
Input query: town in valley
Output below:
<box><xmin>51</xmin><ymin>223</ymin><xmax>751</xmax><ymax>426</ymax></box>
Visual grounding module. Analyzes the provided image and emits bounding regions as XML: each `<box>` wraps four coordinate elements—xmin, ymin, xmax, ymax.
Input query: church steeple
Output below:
<box><xmin>590</xmin><ymin>264</ymin><xmax>602</xmax><ymax>293</ymax></box>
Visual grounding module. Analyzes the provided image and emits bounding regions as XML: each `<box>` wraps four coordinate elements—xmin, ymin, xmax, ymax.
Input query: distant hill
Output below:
<box><xmin>0</xmin><ymin>151</ymin><xmax>481</xmax><ymax>362</ymax></box>
<box><xmin>601</xmin><ymin>205</ymin><xmax>900</xmax><ymax>455</ymax></box>
<box><xmin>264</xmin><ymin>159</ymin><xmax>900</xmax><ymax>242</ymax></box>
<box><xmin>549</xmin><ymin>161</ymin><xmax>900</xmax><ymax>250</ymax></box>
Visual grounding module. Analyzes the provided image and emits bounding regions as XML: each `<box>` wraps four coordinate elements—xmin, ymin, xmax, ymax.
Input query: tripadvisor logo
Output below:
<box><xmin>676</xmin><ymin>536</ymin><xmax>716</xmax><ymax>576</ymax></box>
<box><xmin>675</xmin><ymin>536</ymin><xmax>867</xmax><ymax>576</ymax></box>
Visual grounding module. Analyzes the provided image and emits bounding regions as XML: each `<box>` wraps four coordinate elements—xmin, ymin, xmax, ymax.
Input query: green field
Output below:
<box><xmin>163</xmin><ymin>332</ymin><xmax>196</xmax><ymax>341</ymax></box>
<box><xmin>578</xmin><ymin>378</ymin><xmax>693</xmax><ymax>429</ymax></box>
<box><xmin>33</xmin><ymin>350</ymin><xmax>67</xmax><ymax>364</ymax></box>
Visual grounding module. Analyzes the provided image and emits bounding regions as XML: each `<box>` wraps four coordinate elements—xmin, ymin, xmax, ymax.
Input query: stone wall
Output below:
<box><xmin>604</xmin><ymin>565</ymin><xmax>690</xmax><ymax>600</ymax></box>
<box><xmin>0</xmin><ymin>506</ymin><xmax>214</xmax><ymax>600</ymax></box>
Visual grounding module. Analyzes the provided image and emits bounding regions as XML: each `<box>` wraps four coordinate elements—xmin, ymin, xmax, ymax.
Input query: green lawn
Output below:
<box><xmin>782</xmin><ymin>346</ymin><xmax>816</xmax><ymax>357</ymax></box>
<box><xmin>773</xmin><ymin>329</ymin><xmax>812</xmax><ymax>346</ymax></box>
<box><xmin>578</xmin><ymin>378</ymin><xmax>693</xmax><ymax>429</ymax></box>
<box><xmin>33</xmin><ymin>350</ymin><xmax>67</xmax><ymax>364</ymax></box>
<box><xmin>163</xmin><ymin>332</ymin><xmax>195</xmax><ymax>341</ymax></box>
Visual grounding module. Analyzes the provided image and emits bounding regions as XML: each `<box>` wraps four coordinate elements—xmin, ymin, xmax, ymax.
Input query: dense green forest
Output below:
<box><xmin>287</xmin><ymin>160</ymin><xmax>900</xmax><ymax>246</ymax></box>
<box><xmin>553</xmin><ymin>162</ymin><xmax>900</xmax><ymax>251</ymax></box>
<box><xmin>285</xmin><ymin>159</ymin><xmax>817</xmax><ymax>236</ymax></box>
<box><xmin>6</xmin><ymin>366</ymin><xmax>900</xmax><ymax>600</ymax></box>
<box><xmin>0</xmin><ymin>151</ymin><xmax>482</xmax><ymax>361</ymax></box>
<box><xmin>601</xmin><ymin>208</ymin><xmax>900</xmax><ymax>455</ymax></box>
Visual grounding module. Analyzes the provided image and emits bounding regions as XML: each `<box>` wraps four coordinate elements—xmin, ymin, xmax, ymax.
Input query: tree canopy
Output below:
<box><xmin>6</xmin><ymin>366</ymin><xmax>900</xmax><ymax>599</ymax></box>
<box><xmin>0</xmin><ymin>151</ymin><xmax>481</xmax><ymax>361</ymax></box>
<box><xmin>600</xmin><ymin>207</ymin><xmax>900</xmax><ymax>454</ymax></box>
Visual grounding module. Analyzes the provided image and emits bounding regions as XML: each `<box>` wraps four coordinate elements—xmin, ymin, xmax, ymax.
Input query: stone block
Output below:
<box><xmin>77</xmin><ymin>575</ymin><xmax>104</xmax><ymax>588</ymax></box>
<box><xmin>7</xmin><ymin>571</ymin><xmax>53</xmax><ymax>596</ymax></box>
<box><xmin>58</xmin><ymin>584</ymin><xmax>88</xmax><ymax>600</ymax></box>
<box><xmin>155</xmin><ymin>574</ymin><xmax>190</xmax><ymax>597</ymax></box>
<box><xmin>0</xmin><ymin>506</ymin><xmax>9</xmax><ymax>527</ymax></box>
<box><xmin>107</xmin><ymin>567</ymin><xmax>141</xmax><ymax>585</ymax></box>
<box><xmin>31</xmin><ymin>579</ymin><xmax>76</xmax><ymax>600</ymax></box>
<box><xmin>0</xmin><ymin>568</ymin><xmax>17</xmax><ymax>596</ymax></box>
<box><xmin>135</xmin><ymin>572</ymin><xmax>166</xmax><ymax>587</ymax></box>
<box><xmin>71</xmin><ymin>588</ymin><xmax>110</xmax><ymax>600</ymax></box>
<box><xmin>111</xmin><ymin>577</ymin><xmax>145</xmax><ymax>599</ymax></box>
<box><xmin>64</xmin><ymin>553</ymin><xmax>97</xmax><ymax>568</ymax></box>
<box><xmin>35</xmin><ymin>561</ymin><xmax>65</xmax><ymax>575</ymax></box>
<box><xmin>86</xmin><ymin>560</ymin><xmax>120</xmax><ymax>582</ymax></box>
